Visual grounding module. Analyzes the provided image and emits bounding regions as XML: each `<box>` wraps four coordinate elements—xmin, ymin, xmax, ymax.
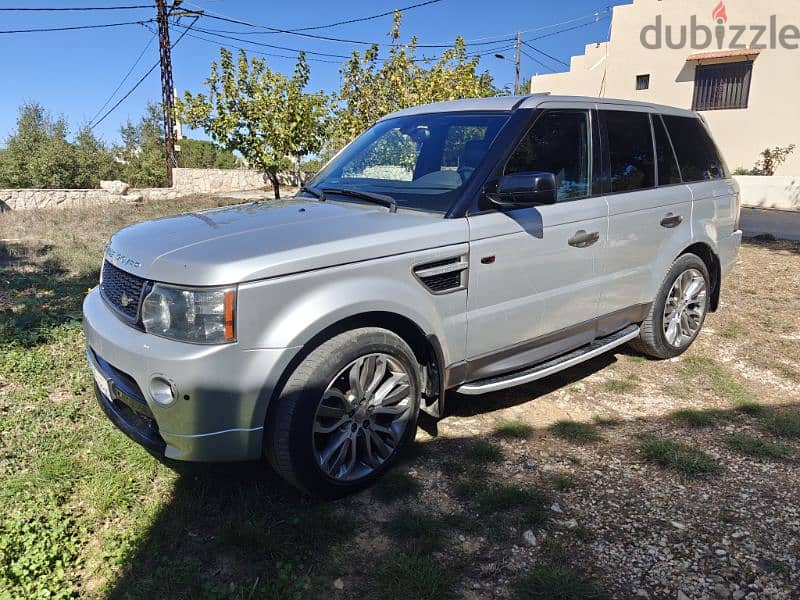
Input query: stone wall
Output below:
<box><xmin>0</xmin><ymin>188</ymin><xmax>136</xmax><ymax>212</ymax></box>
<box><xmin>0</xmin><ymin>167</ymin><xmax>303</xmax><ymax>211</ymax></box>
<box><xmin>172</xmin><ymin>168</ymin><xmax>303</xmax><ymax>194</ymax></box>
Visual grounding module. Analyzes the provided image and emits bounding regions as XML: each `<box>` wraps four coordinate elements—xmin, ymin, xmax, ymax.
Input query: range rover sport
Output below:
<box><xmin>83</xmin><ymin>95</ymin><xmax>742</xmax><ymax>497</ymax></box>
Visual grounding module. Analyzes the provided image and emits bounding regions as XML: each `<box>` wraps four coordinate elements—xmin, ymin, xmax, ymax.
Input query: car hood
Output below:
<box><xmin>105</xmin><ymin>198</ymin><xmax>468</xmax><ymax>285</ymax></box>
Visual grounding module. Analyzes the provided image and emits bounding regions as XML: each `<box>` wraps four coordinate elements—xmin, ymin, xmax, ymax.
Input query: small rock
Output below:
<box><xmin>715</xmin><ymin>583</ymin><xmax>730</xmax><ymax>598</ymax></box>
<box><xmin>526</xmin><ymin>460</ymin><xmax>536</xmax><ymax>469</ymax></box>
<box><xmin>671</xmin><ymin>521</ymin><xmax>686</xmax><ymax>530</ymax></box>
<box><xmin>333</xmin><ymin>578</ymin><xmax>344</xmax><ymax>590</ymax></box>
<box><xmin>559</xmin><ymin>518</ymin><xmax>579</xmax><ymax>529</ymax></box>
<box><xmin>715</xmin><ymin>549</ymin><xmax>728</xmax><ymax>557</ymax></box>
<box><xmin>678</xmin><ymin>591</ymin><xmax>691</xmax><ymax>600</ymax></box>
<box><xmin>732</xmin><ymin>592</ymin><xmax>745</xmax><ymax>600</ymax></box>
<box><xmin>551</xmin><ymin>503</ymin><xmax>563</xmax><ymax>513</ymax></box>
<box><xmin>635</xmin><ymin>589</ymin><xmax>651</xmax><ymax>599</ymax></box>
<box><xmin>523</xmin><ymin>530</ymin><xmax>537</xmax><ymax>546</ymax></box>
<box><xmin>100</xmin><ymin>180</ymin><xmax>129</xmax><ymax>195</ymax></box>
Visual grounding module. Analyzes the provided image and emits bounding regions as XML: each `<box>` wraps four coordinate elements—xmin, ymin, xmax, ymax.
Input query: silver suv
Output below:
<box><xmin>83</xmin><ymin>95</ymin><xmax>742</xmax><ymax>497</ymax></box>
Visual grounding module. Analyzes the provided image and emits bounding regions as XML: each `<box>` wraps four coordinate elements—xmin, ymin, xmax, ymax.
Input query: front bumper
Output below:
<box><xmin>82</xmin><ymin>287</ymin><xmax>299</xmax><ymax>461</ymax></box>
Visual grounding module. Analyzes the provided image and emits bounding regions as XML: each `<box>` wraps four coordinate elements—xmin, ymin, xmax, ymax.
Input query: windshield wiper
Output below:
<box><xmin>320</xmin><ymin>187</ymin><xmax>398</xmax><ymax>213</ymax></box>
<box><xmin>299</xmin><ymin>185</ymin><xmax>326</xmax><ymax>202</ymax></box>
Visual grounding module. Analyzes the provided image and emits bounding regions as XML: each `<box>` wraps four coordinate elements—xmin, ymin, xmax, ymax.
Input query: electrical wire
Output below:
<box><xmin>0</xmin><ymin>19</ymin><xmax>154</xmax><ymax>34</ymax></box>
<box><xmin>0</xmin><ymin>4</ymin><xmax>153</xmax><ymax>11</ymax></box>
<box><xmin>90</xmin><ymin>17</ymin><xmax>196</xmax><ymax>129</ymax></box>
<box><xmin>521</xmin><ymin>41</ymin><xmax>569</xmax><ymax>68</ymax></box>
<box><xmin>89</xmin><ymin>32</ymin><xmax>157</xmax><ymax>124</ymax></box>
<box><xmin>520</xmin><ymin>48</ymin><xmax>556</xmax><ymax>73</ymax></box>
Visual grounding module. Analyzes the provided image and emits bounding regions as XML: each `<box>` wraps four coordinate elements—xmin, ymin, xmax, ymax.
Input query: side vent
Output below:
<box><xmin>413</xmin><ymin>256</ymin><xmax>468</xmax><ymax>294</ymax></box>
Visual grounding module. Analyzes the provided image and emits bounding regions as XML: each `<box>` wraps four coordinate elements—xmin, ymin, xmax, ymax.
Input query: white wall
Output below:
<box><xmin>531</xmin><ymin>0</ymin><xmax>800</xmax><ymax>175</ymax></box>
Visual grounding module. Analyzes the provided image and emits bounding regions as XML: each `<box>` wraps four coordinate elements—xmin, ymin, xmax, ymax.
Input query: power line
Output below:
<box><xmin>521</xmin><ymin>40</ymin><xmax>569</xmax><ymax>68</ymax></box>
<box><xmin>185</xmin><ymin>0</ymin><xmax>443</xmax><ymax>33</ymax></box>
<box><xmin>89</xmin><ymin>33</ymin><xmax>157</xmax><ymax>124</ymax></box>
<box><xmin>520</xmin><ymin>49</ymin><xmax>556</xmax><ymax>73</ymax></box>
<box><xmin>0</xmin><ymin>19</ymin><xmax>153</xmax><ymax>34</ymax></box>
<box><xmin>0</xmin><ymin>4</ymin><xmax>154</xmax><ymax>11</ymax></box>
<box><xmin>195</xmin><ymin>14</ymin><xmax>515</xmax><ymax>49</ymax></box>
<box><xmin>90</xmin><ymin>16</ymin><xmax>196</xmax><ymax>129</ymax></box>
<box><xmin>179</xmin><ymin>29</ymin><xmax>345</xmax><ymax>63</ymax></box>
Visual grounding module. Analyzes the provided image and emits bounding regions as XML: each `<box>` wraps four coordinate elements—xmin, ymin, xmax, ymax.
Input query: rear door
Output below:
<box><xmin>465</xmin><ymin>108</ymin><xmax>609</xmax><ymax>379</ymax></box>
<box><xmin>597</xmin><ymin>108</ymin><xmax>693</xmax><ymax>318</ymax></box>
<box><xmin>662</xmin><ymin>114</ymin><xmax>739</xmax><ymax>243</ymax></box>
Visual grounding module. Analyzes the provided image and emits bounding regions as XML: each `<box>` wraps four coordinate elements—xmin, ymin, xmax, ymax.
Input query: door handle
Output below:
<box><xmin>568</xmin><ymin>230</ymin><xmax>600</xmax><ymax>248</ymax></box>
<box><xmin>660</xmin><ymin>213</ymin><xmax>684</xmax><ymax>228</ymax></box>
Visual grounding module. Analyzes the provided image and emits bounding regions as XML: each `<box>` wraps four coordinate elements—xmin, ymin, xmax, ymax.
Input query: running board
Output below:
<box><xmin>456</xmin><ymin>324</ymin><xmax>641</xmax><ymax>395</ymax></box>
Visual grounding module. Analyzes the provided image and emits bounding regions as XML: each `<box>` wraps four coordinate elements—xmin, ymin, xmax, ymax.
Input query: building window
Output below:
<box><xmin>692</xmin><ymin>61</ymin><xmax>753</xmax><ymax>111</ymax></box>
<box><xmin>636</xmin><ymin>74</ymin><xmax>650</xmax><ymax>90</ymax></box>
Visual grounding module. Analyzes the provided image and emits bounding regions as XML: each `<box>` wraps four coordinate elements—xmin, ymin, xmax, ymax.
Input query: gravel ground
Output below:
<box><xmin>331</xmin><ymin>237</ymin><xmax>800</xmax><ymax>599</ymax></box>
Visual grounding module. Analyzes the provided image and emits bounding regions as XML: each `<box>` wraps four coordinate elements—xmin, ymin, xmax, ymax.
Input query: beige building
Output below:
<box><xmin>530</xmin><ymin>0</ymin><xmax>800</xmax><ymax>174</ymax></box>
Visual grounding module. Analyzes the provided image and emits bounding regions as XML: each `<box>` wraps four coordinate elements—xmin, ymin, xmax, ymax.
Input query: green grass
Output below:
<box><xmin>761</xmin><ymin>410</ymin><xmax>800</xmax><ymax>439</ymax></box>
<box><xmin>494</xmin><ymin>418</ymin><xmax>534</xmax><ymax>439</ymax></box>
<box><xmin>724</xmin><ymin>433</ymin><xmax>794</xmax><ymax>460</ymax></box>
<box><xmin>679</xmin><ymin>356</ymin><xmax>756</xmax><ymax>408</ymax></box>
<box><xmin>670</xmin><ymin>408</ymin><xmax>731</xmax><ymax>428</ymax></box>
<box><xmin>384</xmin><ymin>509</ymin><xmax>456</xmax><ymax>553</ymax></box>
<box><xmin>465</xmin><ymin>440</ymin><xmax>504</xmax><ymax>464</ymax></box>
<box><xmin>476</xmin><ymin>484</ymin><xmax>549</xmax><ymax>513</ymax></box>
<box><xmin>638</xmin><ymin>434</ymin><xmax>720</xmax><ymax>477</ymax></box>
<box><xmin>512</xmin><ymin>565</ymin><xmax>606</xmax><ymax>599</ymax></box>
<box><xmin>602</xmin><ymin>374</ymin><xmax>639</xmax><ymax>394</ymax></box>
<box><xmin>548</xmin><ymin>473</ymin><xmax>576</xmax><ymax>491</ymax></box>
<box><xmin>371</xmin><ymin>470</ymin><xmax>421</xmax><ymax>502</ymax></box>
<box><xmin>550</xmin><ymin>420</ymin><xmax>603</xmax><ymax>444</ymax></box>
<box><xmin>373</xmin><ymin>551</ymin><xmax>457</xmax><ymax>600</ymax></box>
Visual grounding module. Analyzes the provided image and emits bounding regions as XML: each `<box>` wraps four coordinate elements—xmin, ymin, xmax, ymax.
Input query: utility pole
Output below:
<box><xmin>156</xmin><ymin>0</ymin><xmax>177</xmax><ymax>185</ymax></box>
<box><xmin>514</xmin><ymin>31</ymin><xmax>521</xmax><ymax>95</ymax></box>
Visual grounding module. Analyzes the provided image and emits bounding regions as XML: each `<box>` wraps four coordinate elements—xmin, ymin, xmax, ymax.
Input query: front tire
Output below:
<box><xmin>265</xmin><ymin>328</ymin><xmax>421</xmax><ymax>498</ymax></box>
<box><xmin>631</xmin><ymin>253</ymin><xmax>710</xmax><ymax>359</ymax></box>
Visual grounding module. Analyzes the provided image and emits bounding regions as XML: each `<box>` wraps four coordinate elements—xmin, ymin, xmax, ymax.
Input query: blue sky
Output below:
<box><xmin>0</xmin><ymin>0</ymin><xmax>621</xmax><ymax>145</ymax></box>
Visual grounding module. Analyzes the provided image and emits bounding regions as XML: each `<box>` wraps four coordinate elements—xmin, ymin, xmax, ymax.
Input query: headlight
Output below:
<box><xmin>141</xmin><ymin>284</ymin><xmax>236</xmax><ymax>344</ymax></box>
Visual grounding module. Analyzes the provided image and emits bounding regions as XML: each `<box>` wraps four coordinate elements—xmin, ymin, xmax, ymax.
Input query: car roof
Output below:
<box><xmin>381</xmin><ymin>94</ymin><xmax>698</xmax><ymax>120</ymax></box>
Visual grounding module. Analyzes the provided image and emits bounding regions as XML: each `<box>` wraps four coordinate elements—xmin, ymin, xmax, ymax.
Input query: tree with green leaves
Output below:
<box><xmin>178</xmin><ymin>138</ymin><xmax>238</xmax><ymax>169</ymax></box>
<box><xmin>116</xmin><ymin>103</ymin><xmax>169</xmax><ymax>188</ymax></box>
<box><xmin>332</xmin><ymin>12</ymin><xmax>498</xmax><ymax>148</ymax></box>
<box><xmin>0</xmin><ymin>102</ymin><xmax>117</xmax><ymax>189</ymax></box>
<box><xmin>177</xmin><ymin>49</ymin><xmax>329</xmax><ymax>198</ymax></box>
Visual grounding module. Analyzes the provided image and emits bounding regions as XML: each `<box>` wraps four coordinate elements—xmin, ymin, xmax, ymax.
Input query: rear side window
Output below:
<box><xmin>661</xmin><ymin>115</ymin><xmax>725</xmax><ymax>182</ymax></box>
<box><xmin>505</xmin><ymin>110</ymin><xmax>590</xmax><ymax>201</ymax></box>
<box><xmin>603</xmin><ymin>111</ymin><xmax>655</xmax><ymax>193</ymax></box>
<box><xmin>653</xmin><ymin>115</ymin><xmax>682</xmax><ymax>185</ymax></box>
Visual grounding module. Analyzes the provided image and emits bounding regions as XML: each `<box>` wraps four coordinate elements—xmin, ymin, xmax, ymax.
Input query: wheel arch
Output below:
<box><xmin>679</xmin><ymin>242</ymin><xmax>721</xmax><ymax>312</ymax></box>
<box><xmin>261</xmin><ymin>311</ymin><xmax>446</xmax><ymax>454</ymax></box>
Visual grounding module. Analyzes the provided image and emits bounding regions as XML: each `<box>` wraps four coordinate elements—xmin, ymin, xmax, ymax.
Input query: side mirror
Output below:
<box><xmin>487</xmin><ymin>172</ymin><xmax>558</xmax><ymax>207</ymax></box>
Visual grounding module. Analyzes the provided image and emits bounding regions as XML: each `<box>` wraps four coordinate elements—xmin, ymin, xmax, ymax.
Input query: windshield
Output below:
<box><xmin>308</xmin><ymin>112</ymin><xmax>509</xmax><ymax>214</ymax></box>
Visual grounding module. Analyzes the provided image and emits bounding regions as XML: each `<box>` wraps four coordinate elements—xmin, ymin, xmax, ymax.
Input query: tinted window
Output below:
<box><xmin>653</xmin><ymin>115</ymin><xmax>682</xmax><ymax>185</ymax></box>
<box><xmin>662</xmin><ymin>115</ymin><xmax>725</xmax><ymax>182</ymax></box>
<box><xmin>505</xmin><ymin>110</ymin><xmax>590</xmax><ymax>201</ymax></box>
<box><xmin>604</xmin><ymin>110</ymin><xmax>655</xmax><ymax>193</ymax></box>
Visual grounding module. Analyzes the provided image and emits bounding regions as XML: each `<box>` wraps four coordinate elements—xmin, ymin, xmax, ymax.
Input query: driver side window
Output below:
<box><xmin>505</xmin><ymin>110</ymin><xmax>591</xmax><ymax>201</ymax></box>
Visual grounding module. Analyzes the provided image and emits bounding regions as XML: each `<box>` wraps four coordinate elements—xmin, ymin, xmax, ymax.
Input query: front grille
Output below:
<box><xmin>100</xmin><ymin>260</ymin><xmax>147</xmax><ymax>320</ymax></box>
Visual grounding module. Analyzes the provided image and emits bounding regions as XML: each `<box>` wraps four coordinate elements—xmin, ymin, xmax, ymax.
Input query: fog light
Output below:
<box><xmin>149</xmin><ymin>376</ymin><xmax>176</xmax><ymax>406</ymax></box>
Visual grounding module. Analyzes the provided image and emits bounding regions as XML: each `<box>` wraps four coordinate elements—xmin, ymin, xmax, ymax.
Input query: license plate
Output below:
<box><xmin>90</xmin><ymin>361</ymin><xmax>113</xmax><ymax>400</ymax></box>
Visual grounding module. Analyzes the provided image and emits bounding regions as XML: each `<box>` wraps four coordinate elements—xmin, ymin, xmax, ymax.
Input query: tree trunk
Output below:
<box><xmin>265</xmin><ymin>171</ymin><xmax>281</xmax><ymax>199</ymax></box>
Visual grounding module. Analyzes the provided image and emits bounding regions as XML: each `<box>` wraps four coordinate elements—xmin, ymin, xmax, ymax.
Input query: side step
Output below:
<box><xmin>456</xmin><ymin>324</ymin><xmax>641</xmax><ymax>395</ymax></box>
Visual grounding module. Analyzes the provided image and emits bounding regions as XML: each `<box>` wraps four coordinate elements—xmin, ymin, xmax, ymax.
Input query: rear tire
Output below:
<box><xmin>265</xmin><ymin>328</ymin><xmax>421</xmax><ymax>498</ymax></box>
<box><xmin>630</xmin><ymin>253</ymin><xmax>710</xmax><ymax>359</ymax></box>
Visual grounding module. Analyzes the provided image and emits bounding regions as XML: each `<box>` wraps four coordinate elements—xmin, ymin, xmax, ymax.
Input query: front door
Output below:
<box><xmin>465</xmin><ymin>109</ymin><xmax>609</xmax><ymax>380</ymax></box>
